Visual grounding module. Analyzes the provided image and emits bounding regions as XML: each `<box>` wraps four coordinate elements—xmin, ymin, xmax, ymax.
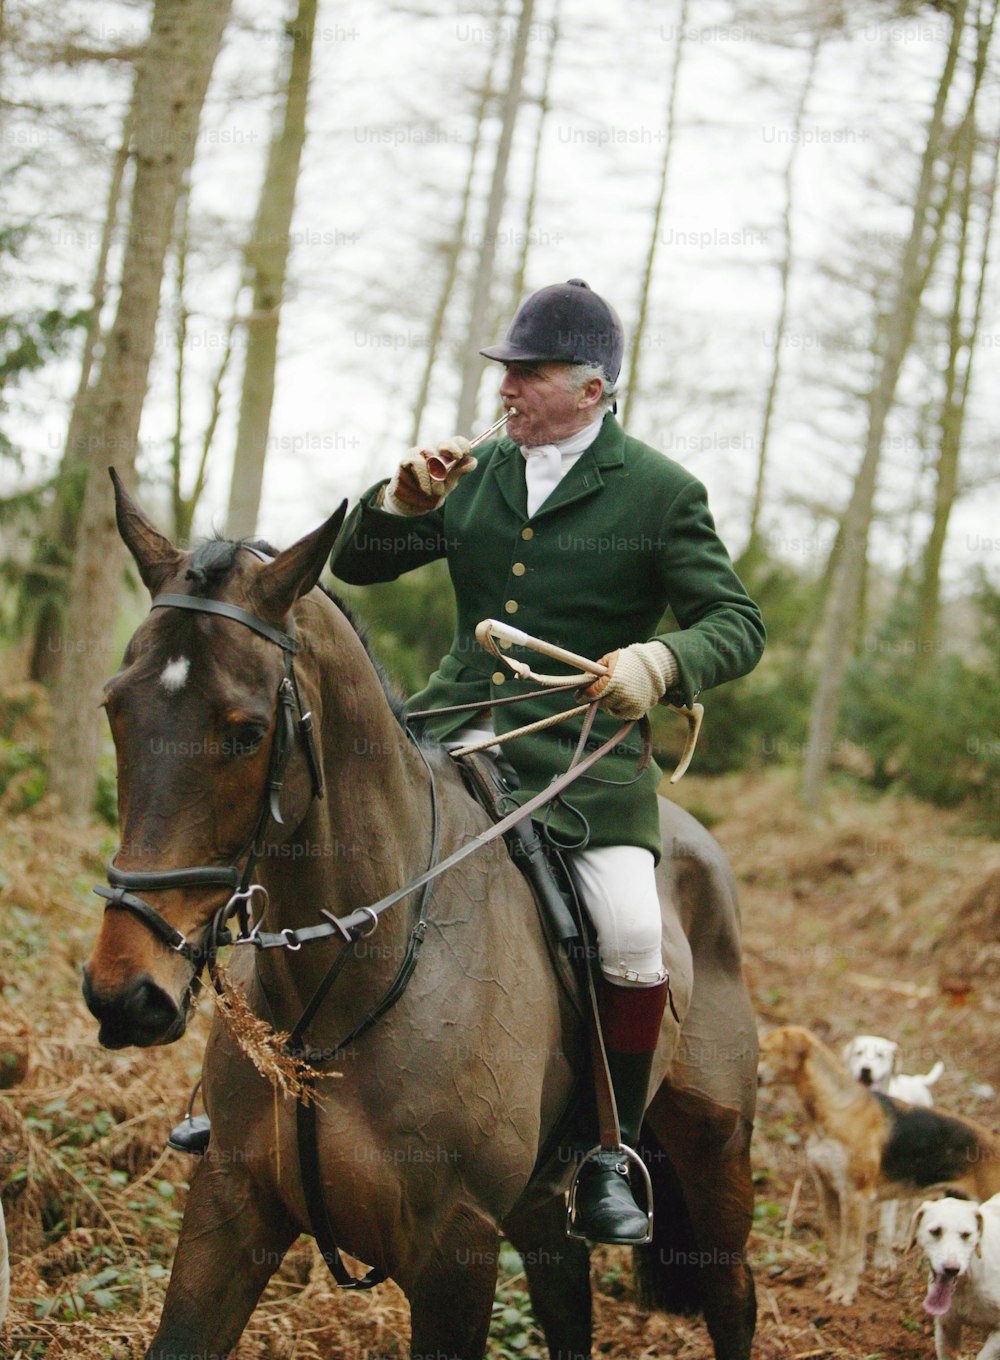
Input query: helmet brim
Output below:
<box><xmin>479</xmin><ymin>342</ymin><xmax>566</xmax><ymax>365</ymax></box>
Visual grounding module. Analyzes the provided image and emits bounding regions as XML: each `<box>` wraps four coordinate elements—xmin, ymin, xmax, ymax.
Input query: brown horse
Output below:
<box><xmin>83</xmin><ymin>472</ymin><xmax>758</xmax><ymax>1360</ymax></box>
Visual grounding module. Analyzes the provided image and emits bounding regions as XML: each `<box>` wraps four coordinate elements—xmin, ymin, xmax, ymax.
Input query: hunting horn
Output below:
<box><xmin>426</xmin><ymin>410</ymin><xmax>515</xmax><ymax>483</ymax></box>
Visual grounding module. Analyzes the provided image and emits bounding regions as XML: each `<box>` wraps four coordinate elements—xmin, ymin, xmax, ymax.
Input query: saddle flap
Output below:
<box><xmin>454</xmin><ymin>751</ymin><xmax>585</xmax><ymax>1016</ymax></box>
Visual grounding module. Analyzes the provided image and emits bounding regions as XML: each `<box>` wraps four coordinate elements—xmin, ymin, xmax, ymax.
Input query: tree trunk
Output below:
<box><xmin>747</xmin><ymin>32</ymin><xmax>821</xmax><ymax>547</ymax></box>
<box><xmin>455</xmin><ymin>0</ymin><xmax>535</xmax><ymax>433</ymax></box>
<box><xmin>622</xmin><ymin>0</ymin><xmax>688</xmax><ymax>422</ymax></box>
<box><xmin>409</xmin><ymin>1</ymin><xmax>508</xmax><ymax>446</ymax></box>
<box><xmin>508</xmin><ymin>0</ymin><xmax>560</xmax><ymax>313</ymax></box>
<box><xmin>50</xmin><ymin>0</ymin><xmax>232</xmax><ymax>818</ymax></box>
<box><xmin>27</xmin><ymin>102</ymin><xmax>135</xmax><ymax>682</ymax></box>
<box><xmin>175</xmin><ymin>285</ymin><xmax>242</xmax><ymax>545</ymax></box>
<box><xmin>801</xmin><ymin>0</ymin><xmax>969</xmax><ymax>810</ymax></box>
<box><xmin>226</xmin><ymin>0</ymin><xmax>318</xmax><ymax>539</ymax></box>
<box><xmin>916</xmin><ymin>0</ymin><xmax>997</xmax><ymax>670</ymax></box>
<box><xmin>170</xmin><ymin>178</ymin><xmax>192</xmax><ymax>541</ymax></box>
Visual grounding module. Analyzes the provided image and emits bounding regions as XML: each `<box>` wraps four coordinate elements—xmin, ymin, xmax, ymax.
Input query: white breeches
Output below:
<box><xmin>568</xmin><ymin>844</ymin><xmax>665</xmax><ymax>985</ymax></box>
<box><xmin>445</xmin><ymin>727</ymin><xmax>665</xmax><ymax>985</ymax></box>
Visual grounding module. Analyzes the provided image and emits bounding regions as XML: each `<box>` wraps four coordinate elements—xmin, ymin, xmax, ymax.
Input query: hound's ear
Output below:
<box><xmin>791</xmin><ymin>1028</ymin><xmax>813</xmax><ymax>1058</ymax></box>
<box><xmin>977</xmin><ymin>1209</ymin><xmax>985</xmax><ymax>1257</ymax></box>
<box><xmin>110</xmin><ymin>467</ymin><xmax>185</xmax><ymax>595</ymax></box>
<box><xmin>250</xmin><ymin>502</ymin><xmax>348</xmax><ymax>623</ymax></box>
<box><xmin>841</xmin><ymin>1040</ymin><xmax>855</xmax><ymax>1064</ymax></box>
<box><xmin>906</xmin><ymin>1202</ymin><xmax>929</xmax><ymax>1252</ymax></box>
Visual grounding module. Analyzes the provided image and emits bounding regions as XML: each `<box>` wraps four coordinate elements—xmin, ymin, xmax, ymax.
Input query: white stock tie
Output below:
<box><xmin>522</xmin><ymin>444</ymin><xmax>564</xmax><ymax>517</ymax></box>
<box><xmin>520</xmin><ymin>415</ymin><xmax>604</xmax><ymax>518</ymax></box>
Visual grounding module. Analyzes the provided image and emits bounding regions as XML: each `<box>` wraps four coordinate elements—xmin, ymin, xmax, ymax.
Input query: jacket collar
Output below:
<box><xmin>490</xmin><ymin>413</ymin><xmax>625</xmax><ymax>522</ymax></box>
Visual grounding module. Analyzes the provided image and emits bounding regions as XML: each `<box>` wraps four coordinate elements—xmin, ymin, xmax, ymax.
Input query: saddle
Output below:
<box><xmin>454</xmin><ymin>750</ymin><xmax>589</xmax><ymax>1017</ymax></box>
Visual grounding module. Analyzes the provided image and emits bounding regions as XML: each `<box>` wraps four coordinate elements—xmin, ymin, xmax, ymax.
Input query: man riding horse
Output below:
<box><xmin>328</xmin><ymin>278</ymin><xmax>765</xmax><ymax>1244</ymax></box>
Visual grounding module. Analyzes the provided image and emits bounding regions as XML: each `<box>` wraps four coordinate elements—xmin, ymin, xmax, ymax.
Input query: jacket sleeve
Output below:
<box><xmin>328</xmin><ymin>481</ymin><xmax>449</xmax><ymax>585</ymax></box>
<box><xmin>652</xmin><ymin>478</ymin><xmax>765</xmax><ymax>708</ymax></box>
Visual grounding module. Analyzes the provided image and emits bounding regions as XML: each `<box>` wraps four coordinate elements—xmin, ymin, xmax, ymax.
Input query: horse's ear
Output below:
<box><xmin>110</xmin><ymin>467</ymin><xmax>184</xmax><ymax>595</ymax></box>
<box><xmin>250</xmin><ymin>501</ymin><xmax>348</xmax><ymax>621</ymax></box>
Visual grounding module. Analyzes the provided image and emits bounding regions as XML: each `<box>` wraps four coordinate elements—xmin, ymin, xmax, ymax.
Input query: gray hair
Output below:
<box><xmin>563</xmin><ymin>362</ymin><xmax>618</xmax><ymax>414</ymax></box>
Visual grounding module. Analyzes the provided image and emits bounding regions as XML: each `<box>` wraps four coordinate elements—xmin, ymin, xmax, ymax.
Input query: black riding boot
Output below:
<box><xmin>571</xmin><ymin>975</ymin><xmax>668</xmax><ymax>1245</ymax></box>
<box><xmin>167</xmin><ymin>1112</ymin><xmax>211</xmax><ymax>1154</ymax></box>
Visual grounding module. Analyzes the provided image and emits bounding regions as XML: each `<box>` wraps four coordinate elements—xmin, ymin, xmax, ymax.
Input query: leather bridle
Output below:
<box><xmin>94</xmin><ymin>576</ymin><xmax>325</xmax><ymax>975</ymax></box>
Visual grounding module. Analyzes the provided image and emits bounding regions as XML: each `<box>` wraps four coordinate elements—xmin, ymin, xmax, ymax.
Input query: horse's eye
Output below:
<box><xmin>224</xmin><ymin>723</ymin><xmax>266</xmax><ymax>758</ymax></box>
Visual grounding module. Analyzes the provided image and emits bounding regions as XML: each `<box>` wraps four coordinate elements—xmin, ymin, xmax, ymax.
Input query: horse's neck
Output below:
<box><xmin>254</xmin><ymin>623</ymin><xmax>431</xmax><ymax>1009</ymax></box>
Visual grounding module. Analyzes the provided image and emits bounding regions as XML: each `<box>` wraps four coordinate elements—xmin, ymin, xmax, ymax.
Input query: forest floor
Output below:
<box><xmin>2</xmin><ymin>704</ymin><xmax>1000</xmax><ymax>1359</ymax></box>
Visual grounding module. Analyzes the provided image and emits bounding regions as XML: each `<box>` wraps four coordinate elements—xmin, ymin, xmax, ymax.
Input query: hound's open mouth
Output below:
<box><xmin>923</xmin><ymin>1269</ymin><xmax>959</xmax><ymax>1316</ymax></box>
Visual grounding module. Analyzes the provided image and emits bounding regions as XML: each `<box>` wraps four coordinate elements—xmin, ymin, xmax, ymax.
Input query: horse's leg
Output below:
<box><xmin>642</xmin><ymin>1085</ymin><xmax>756</xmax><ymax>1360</ymax></box>
<box><xmin>146</xmin><ymin>1159</ymin><xmax>298</xmax><ymax>1360</ymax></box>
<box><xmin>504</xmin><ymin>1192</ymin><xmax>592</xmax><ymax>1360</ymax></box>
<box><xmin>405</xmin><ymin>1202</ymin><xmax>500</xmax><ymax>1360</ymax></box>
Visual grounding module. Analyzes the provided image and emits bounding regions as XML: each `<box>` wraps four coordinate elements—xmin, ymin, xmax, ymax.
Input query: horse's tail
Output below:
<box><xmin>631</xmin><ymin>1123</ymin><xmax>703</xmax><ymax>1317</ymax></box>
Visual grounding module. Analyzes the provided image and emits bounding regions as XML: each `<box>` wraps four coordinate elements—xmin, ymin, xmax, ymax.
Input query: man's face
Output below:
<box><xmin>498</xmin><ymin>361</ymin><xmax>603</xmax><ymax>446</ymax></box>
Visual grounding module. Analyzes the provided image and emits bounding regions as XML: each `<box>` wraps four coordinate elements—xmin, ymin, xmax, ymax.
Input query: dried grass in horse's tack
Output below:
<box><xmin>210</xmin><ymin>964</ymin><xmax>335</xmax><ymax>1105</ymax></box>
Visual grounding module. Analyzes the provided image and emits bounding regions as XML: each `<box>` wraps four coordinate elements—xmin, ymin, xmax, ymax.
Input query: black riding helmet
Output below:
<box><xmin>480</xmin><ymin>278</ymin><xmax>624</xmax><ymax>384</ymax></box>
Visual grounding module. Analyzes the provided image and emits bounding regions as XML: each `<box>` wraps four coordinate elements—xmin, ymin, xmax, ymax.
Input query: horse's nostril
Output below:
<box><xmin>126</xmin><ymin>976</ymin><xmax>179</xmax><ymax>1029</ymax></box>
<box><xmin>82</xmin><ymin>971</ymin><xmax>183</xmax><ymax>1048</ymax></box>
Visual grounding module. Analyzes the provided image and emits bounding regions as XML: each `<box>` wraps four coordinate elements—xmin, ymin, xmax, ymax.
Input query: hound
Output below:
<box><xmin>758</xmin><ymin>1026</ymin><xmax>1000</xmax><ymax>1305</ymax></box>
<box><xmin>842</xmin><ymin>1034</ymin><xmax>944</xmax><ymax>1106</ymax></box>
<box><xmin>910</xmin><ymin>1194</ymin><xmax>1000</xmax><ymax>1359</ymax></box>
<box><xmin>842</xmin><ymin>1033</ymin><xmax>946</xmax><ymax>1268</ymax></box>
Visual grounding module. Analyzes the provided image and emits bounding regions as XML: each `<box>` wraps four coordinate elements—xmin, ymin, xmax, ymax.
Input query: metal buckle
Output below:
<box><xmin>280</xmin><ymin>928</ymin><xmax>303</xmax><ymax>952</ymax></box>
<box><xmin>225</xmin><ymin>883</ymin><xmax>269</xmax><ymax>920</ymax></box>
<box><xmin>356</xmin><ymin>908</ymin><xmax>379</xmax><ymax>939</ymax></box>
<box><xmin>565</xmin><ymin>1142</ymin><xmax>654</xmax><ymax>1244</ymax></box>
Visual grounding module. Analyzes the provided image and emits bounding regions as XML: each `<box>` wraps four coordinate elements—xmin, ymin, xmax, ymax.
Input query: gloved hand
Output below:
<box><xmin>583</xmin><ymin>641</ymin><xmax>679</xmax><ymax>720</ymax></box>
<box><xmin>382</xmin><ymin>438</ymin><xmax>475</xmax><ymax>516</ymax></box>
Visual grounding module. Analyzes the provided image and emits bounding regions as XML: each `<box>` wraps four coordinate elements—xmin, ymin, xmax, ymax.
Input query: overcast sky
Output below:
<box><xmin>5</xmin><ymin>0</ymin><xmax>999</xmax><ymax>596</ymax></box>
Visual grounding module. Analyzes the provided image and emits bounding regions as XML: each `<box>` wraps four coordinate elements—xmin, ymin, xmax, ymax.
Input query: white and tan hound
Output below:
<box><xmin>758</xmin><ymin>1026</ymin><xmax>1000</xmax><ymax>1304</ymax></box>
<box><xmin>910</xmin><ymin>1194</ymin><xmax>1000</xmax><ymax>1359</ymax></box>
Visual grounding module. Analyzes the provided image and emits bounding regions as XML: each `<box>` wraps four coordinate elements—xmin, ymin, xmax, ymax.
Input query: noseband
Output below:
<box><xmin>95</xmin><ymin>570</ymin><xmax>325</xmax><ymax>972</ymax></box>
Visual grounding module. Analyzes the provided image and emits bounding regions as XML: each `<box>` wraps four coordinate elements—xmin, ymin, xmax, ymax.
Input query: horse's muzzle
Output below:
<box><xmin>81</xmin><ymin>969</ymin><xmax>187</xmax><ymax>1049</ymax></box>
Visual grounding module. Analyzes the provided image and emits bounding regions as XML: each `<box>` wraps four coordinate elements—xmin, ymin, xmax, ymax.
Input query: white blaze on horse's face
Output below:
<box><xmin>159</xmin><ymin>656</ymin><xmax>190</xmax><ymax>693</ymax></box>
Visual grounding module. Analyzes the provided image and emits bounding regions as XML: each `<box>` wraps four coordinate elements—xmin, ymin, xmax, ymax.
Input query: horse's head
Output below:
<box><xmin>82</xmin><ymin>470</ymin><xmax>346</xmax><ymax>1048</ymax></box>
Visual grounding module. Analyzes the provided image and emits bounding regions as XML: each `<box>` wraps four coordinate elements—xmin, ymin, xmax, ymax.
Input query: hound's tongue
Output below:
<box><xmin>924</xmin><ymin>1272</ymin><xmax>957</xmax><ymax>1316</ymax></box>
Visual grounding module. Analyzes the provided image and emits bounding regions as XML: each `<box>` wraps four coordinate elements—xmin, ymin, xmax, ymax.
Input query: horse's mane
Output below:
<box><xmin>184</xmin><ymin>536</ymin><xmax>408</xmax><ymax>728</ymax></box>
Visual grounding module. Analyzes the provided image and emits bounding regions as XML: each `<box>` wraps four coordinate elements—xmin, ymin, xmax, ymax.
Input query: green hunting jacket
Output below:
<box><xmin>330</xmin><ymin>413</ymin><xmax>765</xmax><ymax>859</ymax></box>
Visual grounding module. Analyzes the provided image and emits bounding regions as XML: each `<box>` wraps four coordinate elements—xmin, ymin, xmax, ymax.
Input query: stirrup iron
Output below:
<box><xmin>565</xmin><ymin>1141</ymin><xmax>654</xmax><ymax>1244</ymax></box>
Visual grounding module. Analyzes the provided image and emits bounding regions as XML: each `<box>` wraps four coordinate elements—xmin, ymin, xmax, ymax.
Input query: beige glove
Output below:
<box><xmin>382</xmin><ymin>438</ymin><xmax>475</xmax><ymax>516</ymax></box>
<box><xmin>584</xmin><ymin>641</ymin><xmax>679</xmax><ymax>720</ymax></box>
